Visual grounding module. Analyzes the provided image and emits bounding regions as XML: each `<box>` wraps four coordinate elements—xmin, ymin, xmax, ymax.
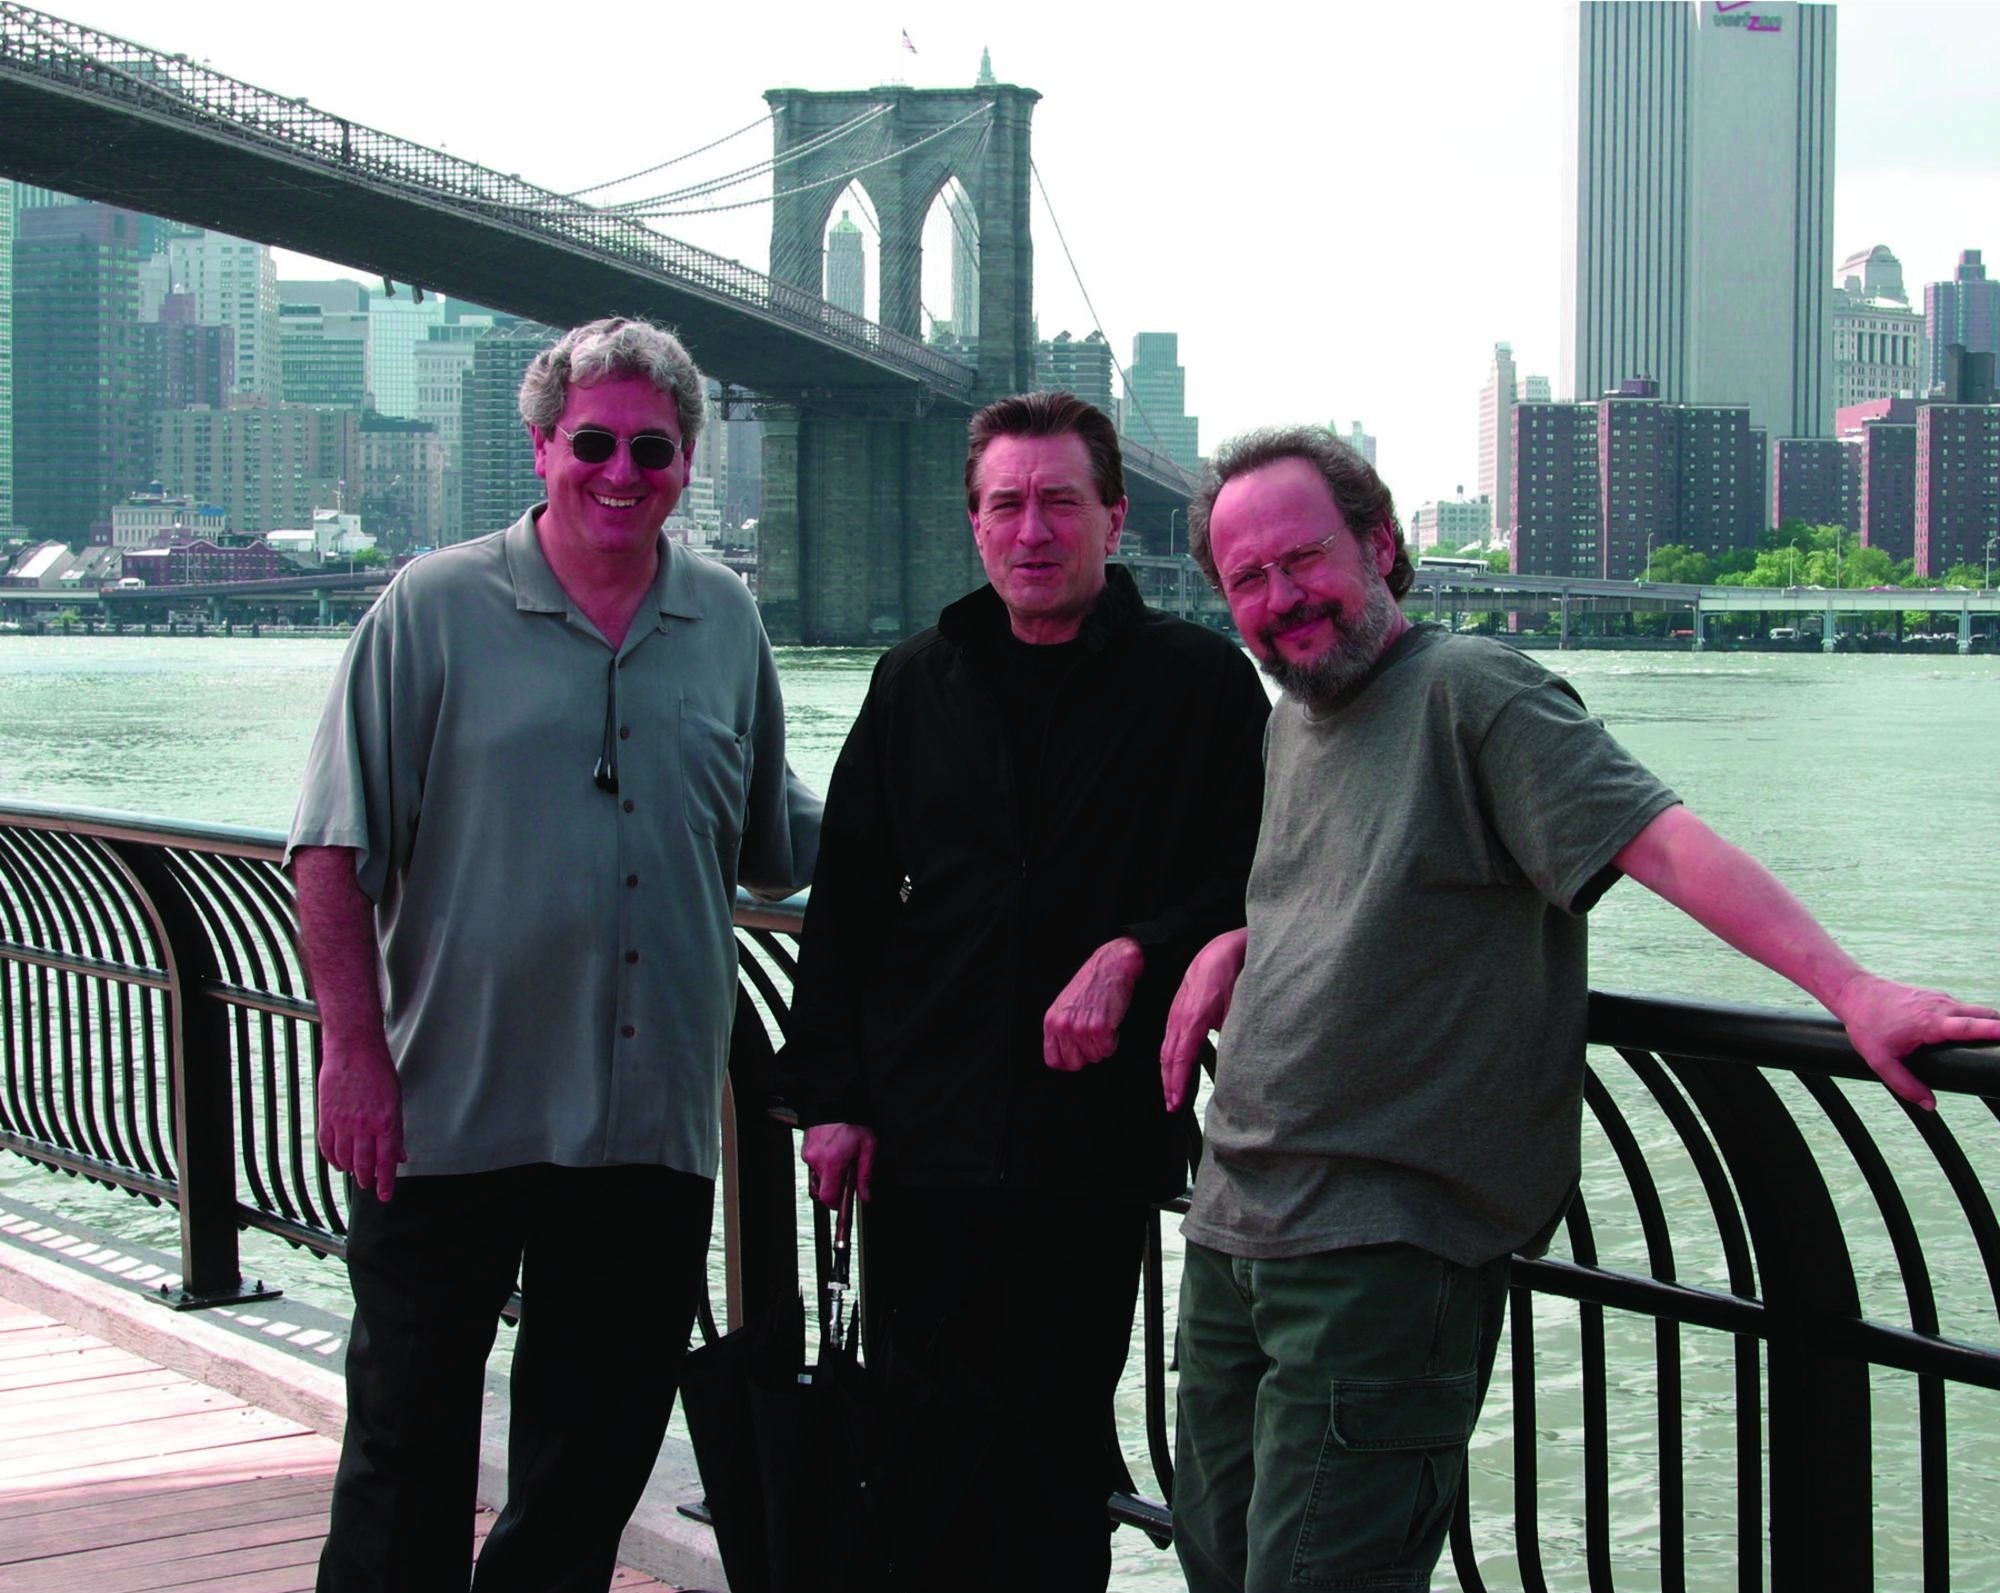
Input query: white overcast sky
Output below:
<box><xmin>37</xmin><ymin>0</ymin><xmax>2000</xmax><ymax>510</ymax></box>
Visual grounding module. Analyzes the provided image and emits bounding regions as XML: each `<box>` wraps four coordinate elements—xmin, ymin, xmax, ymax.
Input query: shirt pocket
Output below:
<box><xmin>679</xmin><ymin>700</ymin><xmax>749</xmax><ymax>840</ymax></box>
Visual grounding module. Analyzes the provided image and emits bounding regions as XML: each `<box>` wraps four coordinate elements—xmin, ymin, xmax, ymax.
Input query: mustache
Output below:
<box><xmin>1257</xmin><ymin>598</ymin><xmax>1345</xmax><ymax>650</ymax></box>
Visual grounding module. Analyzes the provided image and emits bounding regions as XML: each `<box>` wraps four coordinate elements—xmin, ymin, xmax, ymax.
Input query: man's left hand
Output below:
<box><xmin>1044</xmin><ymin>937</ymin><xmax>1145</xmax><ymax>1071</ymax></box>
<box><xmin>1830</xmin><ymin>973</ymin><xmax>2000</xmax><ymax>1112</ymax></box>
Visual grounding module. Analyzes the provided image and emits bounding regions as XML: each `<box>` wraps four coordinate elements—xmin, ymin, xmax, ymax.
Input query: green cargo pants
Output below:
<box><xmin>1173</xmin><ymin>1241</ymin><xmax>1509</xmax><ymax>1592</ymax></box>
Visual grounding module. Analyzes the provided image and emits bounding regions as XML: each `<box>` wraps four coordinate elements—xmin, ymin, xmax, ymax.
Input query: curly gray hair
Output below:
<box><xmin>517</xmin><ymin>317</ymin><xmax>706</xmax><ymax>452</ymax></box>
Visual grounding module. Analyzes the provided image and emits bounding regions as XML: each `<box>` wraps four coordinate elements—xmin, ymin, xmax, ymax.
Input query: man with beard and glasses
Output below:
<box><xmin>1156</xmin><ymin>423</ymin><xmax>2000</xmax><ymax>1593</ymax></box>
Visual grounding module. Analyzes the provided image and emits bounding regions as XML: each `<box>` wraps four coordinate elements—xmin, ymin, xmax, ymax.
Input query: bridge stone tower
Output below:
<box><xmin>756</xmin><ymin>78</ymin><xmax>1041</xmax><ymax>644</ymax></box>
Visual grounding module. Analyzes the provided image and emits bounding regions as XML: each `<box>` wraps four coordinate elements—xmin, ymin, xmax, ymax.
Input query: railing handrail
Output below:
<box><xmin>5</xmin><ymin>798</ymin><xmax>2000</xmax><ymax>1588</ymax></box>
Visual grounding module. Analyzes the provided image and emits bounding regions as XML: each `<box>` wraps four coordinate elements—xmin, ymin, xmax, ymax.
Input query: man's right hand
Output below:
<box><xmin>1162</xmin><ymin>929</ymin><xmax>1249</xmax><ymax>1113</ymax></box>
<box><xmin>317</xmin><ymin>1027</ymin><xmax>405</xmax><ymax>1203</ymax></box>
<box><xmin>801</xmin><ymin>1122</ymin><xmax>877</xmax><ymax>1209</ymax></box>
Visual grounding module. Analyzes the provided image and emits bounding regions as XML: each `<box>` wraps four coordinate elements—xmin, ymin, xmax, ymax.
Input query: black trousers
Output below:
<box><xmin>317</xmin><ymin>1163</ymin><xmax>714</xmax><ymax>1593</ymax></box>
<box><xmin>862</xmin><ymin>1185</ymin><xmax>1149</xmax><ymax>1593</ymax></box>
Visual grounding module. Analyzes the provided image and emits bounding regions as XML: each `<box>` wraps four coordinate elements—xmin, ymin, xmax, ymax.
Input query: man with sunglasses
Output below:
<box><xmin>779</xmin><ymin>391</ymin><xmax>1270</xmax><ymax>1591</ymax></box>
<box><xmin>1159</xmin><ymin>423</ymin><xmax>2000</xmax><ymax>1593</ymax></box>
<box><xmin>289</xmin><ymin>316</ymin><xmax>818</xmax><ymax>1591</ymax></box>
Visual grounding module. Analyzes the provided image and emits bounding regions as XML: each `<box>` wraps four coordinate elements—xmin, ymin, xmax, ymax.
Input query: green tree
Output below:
<box><xmin>1641</xmin><ymin>544</ymin><xmax>1715</xmax><ymax>584</ymax></box>
<box><xmin>1484</xmin><ymin>546</ymin><xmax>1511</xmax><ymax>575</ymax></box>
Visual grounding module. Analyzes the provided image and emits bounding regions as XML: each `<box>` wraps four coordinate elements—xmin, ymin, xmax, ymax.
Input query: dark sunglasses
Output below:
<box><xmin>557</xmin><ymin>424</ymin><xmax>680</xmax><ymax>471</ymax></box>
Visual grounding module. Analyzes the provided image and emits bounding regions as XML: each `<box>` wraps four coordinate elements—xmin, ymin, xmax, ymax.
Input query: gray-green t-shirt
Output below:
<box><xmin>287</xmin><ymin>511</ymin><xmax>819</xmax><ymax>1181</ymax></box>
<box><xmin>1182</xmin><ymin>626</ymin><xmax>1679</xmax><ymax>1266</ymax></box>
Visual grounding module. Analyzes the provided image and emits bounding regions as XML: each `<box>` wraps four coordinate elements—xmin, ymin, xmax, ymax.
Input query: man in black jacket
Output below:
<box><xmin>780</xmin><ymin>391</ymin><xmax>1269</xmax><ymax>1591</ymax></box>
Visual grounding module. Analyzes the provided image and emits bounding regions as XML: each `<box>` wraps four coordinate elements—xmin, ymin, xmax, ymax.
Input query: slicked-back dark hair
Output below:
<box><xmin>1187</xmin><ymin>424</ymin><xmax>1414</xmax><ymax>599</ymax></box>
<box><xmin>964</xmin><ymin>390</ymin><xmax>1125</xmax><ymax>513</ymax></box>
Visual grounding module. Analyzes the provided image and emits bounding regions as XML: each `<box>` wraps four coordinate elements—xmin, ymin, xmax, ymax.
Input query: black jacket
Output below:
<box><xmin>779</xmin><ymin>565</ymin><xmax>1270</xmax><ymax>1202</ymax></box>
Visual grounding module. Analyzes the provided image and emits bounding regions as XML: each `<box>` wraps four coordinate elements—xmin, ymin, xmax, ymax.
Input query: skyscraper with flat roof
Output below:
<box><xmin>1563</xmin><ymin>1</ymin><xmax>1834</xmax><ymax>438</ymax></box>
<box><xmin>156</xmin><ymin>230</ymin><xmax>282</xmax><ymax>398</ymax></box>
<box><xmin>825</xmin><ymin>212</ymin><xmax>865</xmax><ymax>317</ymax></box>
<box><xmin>1480</xmin><ymin>345</ymin><xmax>1517</xmax><ymax>534</ymax></box>
<box><xmin>1924</xmin><ymin>250</ymin><xmax>2000</xmax><ymax>393</ymax></box>
<box><xmin>367</xmin><ymin>293</ymin><xmax>446</xmax><ymax>419</ymax></box>
<box><xmin>1120</xmin><ymin>332</ymin><xmax>1199</xmax><ymax>473</ymax></box>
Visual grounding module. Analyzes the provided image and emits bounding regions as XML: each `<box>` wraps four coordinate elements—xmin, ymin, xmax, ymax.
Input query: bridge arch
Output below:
<box><xmin>765</xmin><ymin>79</ymin><xmax>1039</xmax><ymax>399</ymax></box>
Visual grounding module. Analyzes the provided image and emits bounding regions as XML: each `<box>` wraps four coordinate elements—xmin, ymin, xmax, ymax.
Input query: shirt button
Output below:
<box><xmin>621</xmin><ymin>1025</ymin><xmax>635</xmax><ymax>1039</ymax></box>
<box><xmin>625</xmin><ymin>950</ymin><xmax>639</xmax><ymax>964</ymax></box>
<box><xmin>619</xmin><ymin>725</ymin><xmax>631</xmax><ymax>740</ymax></box>
<box><xmin>622</xmin><ymin>798</ymin><xmax>635</xmax><ymax>813</ymax></box>
<box><xmin>626</xmin><ymin>874</ymin><xmax>639</xmax><ymax>888</ymax></box>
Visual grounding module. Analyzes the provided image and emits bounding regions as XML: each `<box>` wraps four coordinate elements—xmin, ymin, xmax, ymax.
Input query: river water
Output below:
<box><xmin>2</xmin><ymin>632</ymin><xmax>1997</xmax><ymax>1589</ymax></box>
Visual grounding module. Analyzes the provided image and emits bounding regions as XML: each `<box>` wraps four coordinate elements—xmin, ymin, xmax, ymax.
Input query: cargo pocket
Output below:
<box><xmin>1290</xmin><ymin>1370</ymin><xmax>1480</xmax><ymax>1589</ymax></box>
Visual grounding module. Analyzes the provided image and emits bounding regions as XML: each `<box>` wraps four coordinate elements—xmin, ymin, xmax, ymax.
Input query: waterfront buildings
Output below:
<box><xmin>1770</xmin><ymin>437</ymin><xmax>1859</xmax><ymax>534</ymax></box>
<box><xmin>13</xmin><ymin>201</ymin><xmax>150</xmax><ymax>543</ymax></box>
<box><xmin>1833</xmin><ymin>246</ymin><xmax>1922</xmax><ymax>408</ymax></box>
<box><xmin>1512</xmin><ymin>402</ymin><xmax>1600</xmax><ymax>578</ymax></box>
<box><xmin>1846</xmin><ymin>399</ymin><xmax>1919</xmax><ymax>564</ymax></box>
<box><xmin>151</xmin><ymin>230</ymin><xmax>281</xmax><ymax>398</ymax></box>
<box><xmin>1408</xmin><ymin>493</ymin><xmax>1493</xmax><ymax>553</ymax></box>
<box><xmin>414</xmin><ymin>323</ymin><xmax>494</xmax><ymax>544</ymax></box>
<box><xmin>152</xmin><ymin>405</ymin><xmax>358</xmax><ymax>535</ymax></box>
<box><xmin>1334</xmin><ymin>421</ymin><xmax>1377</xmax><ymax>466</ymax></box>
<box><xmin>365</xmin><ymin>292</ymin><xmax>445</xmax><ymax>419</ymax></box>
<box><xmin>139</xmin><ymin>295</ymin><xmax>234</xmax><ymax>413</ymax></box>
<box><xmin>111</xmin><ymin>489</ymin><xmax>228</xmax><ymax>549</ymax></box>
<box><xmin>461</xmin><ymin>322</ymin><xmax>553</xmax><ymax>539</ymax></box>
<box><xmin>1563</xmin><ymin>1</ymin><xmax>1834</xmax><ymax>440</ymax></box>
<box><xmin>1038</xmin><ymin>330</ymin><xmax>1114</xmax><ymax>413</ymax></box>
<box><xmin>1478</xmin><ymin>349</ymin><xmax>1550</xmax><ymax>538</ymax></box>
<box><xmin>1120</xmin><ymin>332</ymin><xmax>1199</xmax><ymax>473</ymax></box>
<box><xmin>824</xmin><ymin>211</ymin><xmax>865</xmax><ymax>317</ymax></box>
<box><xmin>281</xmin><ymin>301</ymin><xmax>369</xmax><ymax>408</ymax></box>
<box><xmin>356</xmin><ymin>414</ymin><xmax>446</xmax><ymax>549</ymax></box>
<box><xmin>1914</xmin><ymin>404</ymin><xmax>2000</xmax><ymax>578</ymax></box>
<box><xmin>1924</xmin><ymin>250</ymin><xmax>1999</xmax><ymax>393</ymax></box>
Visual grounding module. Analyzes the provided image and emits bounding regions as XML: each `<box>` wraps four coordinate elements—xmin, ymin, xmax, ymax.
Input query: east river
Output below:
<box><xmin>2</xmin><ymin>633</ymin><xmax>1997</xmax><ymax>1589</ymax></box>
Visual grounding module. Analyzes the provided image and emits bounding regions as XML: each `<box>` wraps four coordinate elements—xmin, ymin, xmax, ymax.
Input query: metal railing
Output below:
<box><xmin>2</xmin><ymin>799</ymin><xmax>1998</xmax><ymax>1588</ymax></box>
<box><xmin>0</xmin><ymin>2</ymin><xmax>976</xmax><ymax>401</ymax></box>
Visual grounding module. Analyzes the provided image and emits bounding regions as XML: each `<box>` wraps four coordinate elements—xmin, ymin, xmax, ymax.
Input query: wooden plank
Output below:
<box><xmin>0</xmin><ymin>1325</ymin><xmax>109</xmax><ymax>1361</ymax></box>
<box><xmin>0</xmin><ymin>1402</ymin><xmax>296</xmax><ymax>1476</ymax></box>
<box><xmin>0</xmin><ymin>1345</ymin><xmax>154</xmax><ymax>1392</ymax></box>
<box><xmin>0</xmin><ymin>1473</ymin><xmax>328</xmax><ymax>1544</ymax></box>
<box><xmin>0</xmin><ymin>1366</ymin><xmax>185</xmax><ymax>1418</ymax></box>
<box><xmin>1</xmin><ymin>1431</ymin><xmax>339</xmax><ymax>1495</ymax></box>
<box><xmin>0</xmin><ymin>1509</ymin><xmax>330</xmax><ymax>1591</ymax></box>
<box><xmin>0</xmin><ymin>1380</ymin><xmax>249</xmax><ymax>1445</ymax></box>
<box><xmin>0</xmin><ymin>1302</ymin><xmax>54</xmax><ymax>1332</ymax></box>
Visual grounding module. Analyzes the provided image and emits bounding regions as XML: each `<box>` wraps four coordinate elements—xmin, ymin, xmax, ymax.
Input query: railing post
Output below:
<box><xmin>1668</xmin><ymin>1056</ymin><xmax>1871</xmax><ymax>1582</ymax></box>
<box><xmin>106</xmin><ymin>840</ymin><xmax>280</xmax><ymax>1311</ymax></box>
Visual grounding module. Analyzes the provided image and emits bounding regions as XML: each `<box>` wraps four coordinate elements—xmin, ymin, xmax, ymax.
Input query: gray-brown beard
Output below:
<box><xmin>1255</xmin><ymin>576</ymin><xmax>1402</xmax><ymax>710</ymax></box>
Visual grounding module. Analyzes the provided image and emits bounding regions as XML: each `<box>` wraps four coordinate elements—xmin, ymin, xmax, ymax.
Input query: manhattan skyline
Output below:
<box><xmin>20</xmin><ymin>0</ymin><xmax>2000</xmax><ymax>514</ymax></box>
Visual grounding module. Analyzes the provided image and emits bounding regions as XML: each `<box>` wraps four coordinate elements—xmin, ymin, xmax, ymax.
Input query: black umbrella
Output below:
<box><xmin>681</xmin><ymin>1186</ymin><xmax>878</xmax><ymax>1593</ymax></box>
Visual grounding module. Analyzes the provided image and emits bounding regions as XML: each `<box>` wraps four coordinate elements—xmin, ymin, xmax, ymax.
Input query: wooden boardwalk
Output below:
<box><xmin>0</xmin><ymin>1297</ymin><xmax>681</xmax><ymax>1591</ymax></box>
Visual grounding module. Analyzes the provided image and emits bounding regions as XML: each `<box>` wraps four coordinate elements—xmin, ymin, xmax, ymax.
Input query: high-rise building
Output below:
<box><xmin>1563</xmin><ymin>1</ymin><xmax>1834</xmax><ymax>439</ymax></box>
<box><xmin>152</xmin><ymin>405</ymin><xmax>359</xmax><ymax>534</ymax></box>
<box><xmin>1519</xmin><ymin>376</ymin><xmax>1552</xmax><ymax>406</ymax></box>
<box><xmin>1409</xmin><ymin>494</ymin><xmax>1493</xmax><ymax>552</ymax></box>
<box><xmin>154</xmin><ymin>230</ymin><xmax>282</xmax><ymax>397</ymax></box>
<box><xmin>1771</xmin><ymin>437</ymin><xmax>1859</xmax><ymax>532</ymax></box>
<box><xmin>1841</xmin><ymin>399</ymin><xmax>1919</xmax><ymax>563</ymax></box>
<box><xmin>14</xmin><ymin>202</ymin><xmax>150</xmax><ymax>542</ymax></box>
<box><xmin>281</xmin><ymin>302</ymin><xmax>370</xmax><ymax>408</ymax></box>
<box><xmin>1512</xmin><ymin>403</ymin><xmax>1600</xmax><ymax>577</ymax></box>
<box><xmin>0</xmin><ymin>183</ymin><xmax>14</xmax><ymax>531</ymax></box>
<box><xmin>367</xmin><ymin>293</ymin><xmax>446</xmax><ymax>419</ymax></box>
<box><xmin>1338</xmin><ymin>421</ymin><xmax>1378</xmax><ymax>466</ymax></box>
<box><xmin>277</xmin><ymin>278</ymin><xmax>369</xmax><ymax>315</ymax></box>
<box><xmin>1480</xmin><ymin>344</ymin><xmax>1518</xmax><ymax>534</ymax></box>
<box><xmin>139</xmin><ymin>293</ymin><xmax>235</xmax><ymax>413</ymax></box>
<box><xmin>1040</xmin><ymin>330</ymin><xmax>1114</xmax><ymax>414</ymax></box>
<box><xmin>462</xmin><ymin>322</ymin><xmax>554</xmax><ymax>538</ymax></box>
<box><xmin>824</xmin><ymin>211</ymin><xmax>865</xmax><ymax>317</ymax></box>
<box><xmin>1833</xmin><ymin>249</ymin><xmax>1923</xmax><ymax>408</ymax></box>
<box><xmin>1596</xmin><ymin>377</ymin><xmax>1764</xmax><ymax>578</ymax></box>
<box><xmin>1914</xmin><ymin>404</ymin><xmax>2000</xmax><ymax>578</ymax></box>
<box><xmin>1120</xmin><ymin>332</ymin><xmax>1200</xmax><ymax>473</ymax></box>
<box><xmin>357</xmin><ymin>414</ymin><xmax>446</xmax><ymax>548</ymax></box>
<box><xmin>1923</xmin><ymin>250</ymin><xmax>2000</xmax><ymax>392</ymax></box>
<box><xmin>415</xmin><ymin>321</ymin><xmax>494</xmax><ymax>544</ymax></box>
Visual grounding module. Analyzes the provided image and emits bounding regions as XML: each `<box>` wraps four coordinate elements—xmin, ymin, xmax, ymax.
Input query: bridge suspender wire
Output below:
<box><xmin>564</xmin><ymin>113</ymin><xmax>774</xmax><ymax>199</ymax></box>
<box><xmin>1029</xmin><ymin>159</ymin><xmax>1169</xmax><ymax>453</ymax></box>
<box><xmin>604</xmin><ymin>103</ymin><xmax>895</xmax><ymax>212</ymax></box>
<box><xmin>628</xmin><ymin>103</ymin><xmax>994</xmax><ymax>219</ymax></box>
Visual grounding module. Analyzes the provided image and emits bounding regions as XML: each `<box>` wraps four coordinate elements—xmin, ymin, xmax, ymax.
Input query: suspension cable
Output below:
<box><xmin>564</xmin><ymin>113</ymin><xmax>773</xmax><ymax>198</ymax></box>
<box><xmin>606</xmin><ymin>103</ymin><xmax>895</xmax><ymax>212</ymax></box>
<box><xmin>1030</xmin><ymin>159</ymin><xmax>1166</xmax><ymax>451</ymax></box>
<box><xmin>627</xmin><ymin>103</ymin><xmax>992</xmax><ymax>219</ymax></box>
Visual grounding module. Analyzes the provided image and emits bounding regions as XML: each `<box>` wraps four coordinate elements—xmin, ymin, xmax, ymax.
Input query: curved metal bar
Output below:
<box><xmin>1559</xmin><ymin>1190</ymin><xmax>1615</xmax><ymax>1592</ymax></box>
<box><xmin>1901</xmin><ymin>1101</ymin><xmax>2000</xmax><ymax>1329</ymax></box>
<box><xmin>1508</xmin><ymin>1277</ymin><xmax>1550</xmax><ymax>1593</ymax></box>
<box><xmin>0</xmin><ymin>829</ymin><xmax>83</xmax><ymax>1162</ymax></box>
<box><xmin>31</xmin><ymin>829</ymin><xmax>132</xmax><ymax>1174</ymax></box>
